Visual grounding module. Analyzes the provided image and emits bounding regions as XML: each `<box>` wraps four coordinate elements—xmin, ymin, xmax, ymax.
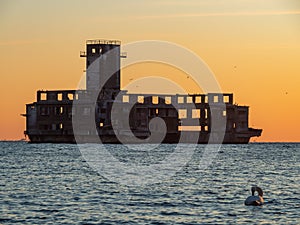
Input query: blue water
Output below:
<box><xmin>0</xmin><ymin>142</ymin><xmax>299</xmax><ymax>224</ymax></box>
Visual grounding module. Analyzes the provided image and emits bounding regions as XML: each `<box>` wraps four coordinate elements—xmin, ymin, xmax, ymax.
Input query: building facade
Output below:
<box><xmin>24</xmin><ymin>39</ymin><xmax>262</xmax><ymax>143</ymax></box>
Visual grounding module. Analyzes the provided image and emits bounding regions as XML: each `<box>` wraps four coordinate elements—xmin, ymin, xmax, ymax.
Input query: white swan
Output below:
<box><xmin>244</xmin><ymin>186</ymin><xmax>264</xmax><ymax>206</ymax></box>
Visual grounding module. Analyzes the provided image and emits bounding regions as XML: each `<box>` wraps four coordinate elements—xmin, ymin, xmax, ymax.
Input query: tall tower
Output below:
<box><xmin>81</xmin><ymin>39</ymin><xmax>121</xmax><ymax>91</ymax></box>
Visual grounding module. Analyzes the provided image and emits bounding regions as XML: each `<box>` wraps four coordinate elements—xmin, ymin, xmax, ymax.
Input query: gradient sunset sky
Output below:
<box><xmin>0</xmin><ymin>0</ymin><xmax>300</xmax><ymax>141</ymax></box>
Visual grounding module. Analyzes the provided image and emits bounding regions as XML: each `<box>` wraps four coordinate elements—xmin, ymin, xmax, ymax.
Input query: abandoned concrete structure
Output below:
<box><xmin>24</xmin><ymin>39</ymin><xmax>262</xmax><ymax>143</ymax></box>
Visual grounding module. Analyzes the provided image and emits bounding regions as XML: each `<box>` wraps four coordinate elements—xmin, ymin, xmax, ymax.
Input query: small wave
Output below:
<box><xmin>265</xmin><ymin>199</ymin><xmax>280</xmax><ymax>204</ymax></box>
<box><xmin>160</xmin><ymin>211</ymin><xmax>181</xmax><ymax>216</ymax></box>
<box><xmin>0</xmin><ymin>218</ymin><xmax>12</xmax><ymax>222</ymax></box>
<box><xmin>33</xmin><ymin>208</ymin><xmax>61</xmax><ymax>214</ymax></box>
<box><xmin>160</xmin><ymin>211</ymin><xmax>194</xmax><ymax>216</ymax></box>
<box><xmin>227</xmin><ymin>212</ymin><xmax>237</xmax><ymax>217</ymax></box>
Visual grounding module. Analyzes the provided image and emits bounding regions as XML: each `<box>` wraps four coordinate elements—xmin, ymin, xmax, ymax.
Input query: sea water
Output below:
<box><xmin>0</xmin><ymin>142</ymin><xmax>299</xmax><ymax>224</ymax></box>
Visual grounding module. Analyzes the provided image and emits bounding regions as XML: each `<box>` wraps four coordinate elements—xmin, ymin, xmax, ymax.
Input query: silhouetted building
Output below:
<box><xmin>24</xmin><ymin>39</ymin><xmax>262</xmax><ymax>143</ymax></box>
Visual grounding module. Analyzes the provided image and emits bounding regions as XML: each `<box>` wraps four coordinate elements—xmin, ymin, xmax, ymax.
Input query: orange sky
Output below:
<box><xmin>0</xmin><ymin>0</ymin><xmax>300</xmax><ymax>142</ymax></box>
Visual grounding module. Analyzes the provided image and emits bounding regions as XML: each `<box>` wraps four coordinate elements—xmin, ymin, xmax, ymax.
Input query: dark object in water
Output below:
<box><xmin>245</xmin><ymin>186</ymin><xmax>264</xmax><ymax>206</ymax></box>
<box><xmin>23</xmin><ymin>39</ymin><xmax>262</xmax><ymax>144</ymax></box>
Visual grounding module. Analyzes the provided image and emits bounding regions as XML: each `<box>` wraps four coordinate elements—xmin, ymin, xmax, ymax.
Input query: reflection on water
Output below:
<box><xmin>0</xmin><ymin>142</ymin><xmax>299</xmax><ymax>224</ymax></box>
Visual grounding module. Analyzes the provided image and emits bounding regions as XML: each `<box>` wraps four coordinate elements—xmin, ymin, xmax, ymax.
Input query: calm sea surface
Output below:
<box><xmin>0</xmin><ymin>142</ymin><xmax>299</xmax><ymax>224</ymax></box>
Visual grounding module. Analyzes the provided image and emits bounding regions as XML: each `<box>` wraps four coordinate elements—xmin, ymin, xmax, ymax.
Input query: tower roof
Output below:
<box><xmin>86</xmin><ymin>39</ymin><xmax>121</xmax><ymax>45</ymax></box>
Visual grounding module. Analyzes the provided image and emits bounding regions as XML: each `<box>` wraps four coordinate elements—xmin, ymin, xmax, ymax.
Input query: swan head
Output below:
<box><xmin>251</xmin><ymin>186</ymin><xmax>263</xmax><ymax>197</ymax></box>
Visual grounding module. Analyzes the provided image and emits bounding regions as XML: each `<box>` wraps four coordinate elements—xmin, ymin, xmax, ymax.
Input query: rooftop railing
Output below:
<box><xmin>86</xmin><ymin>39</ymin><xmax>121</xmax><ymax>45</ymax></box>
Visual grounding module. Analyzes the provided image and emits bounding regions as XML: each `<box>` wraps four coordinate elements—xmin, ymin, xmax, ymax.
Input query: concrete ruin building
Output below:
<box><xmin>24</xmin><ymin>39</ymin><xmax>262</xmax><ymax>143</ymax></box>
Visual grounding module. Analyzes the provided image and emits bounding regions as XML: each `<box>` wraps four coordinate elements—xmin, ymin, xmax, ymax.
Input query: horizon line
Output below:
<box><xmin>0</xmin><ymin>139</ymin><xmax>299</xmax><ymax>143</ymax></box>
